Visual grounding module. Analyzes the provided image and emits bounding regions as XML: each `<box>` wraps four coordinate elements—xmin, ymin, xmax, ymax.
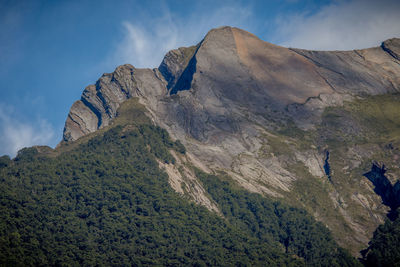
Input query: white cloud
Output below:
<box><xmin>275</xmin><ymin>0</ymin><xmax>400</xmax><ymax>50</ymax></box>
<box><xmin>0</xmin><ymin>104</ymin><xmax>56</xmax><ymax>158</ymax></box>
<box><xmin>113</xmin><ymin>4</ymin><xmax>252</xmax><ymax>68</ymax></box>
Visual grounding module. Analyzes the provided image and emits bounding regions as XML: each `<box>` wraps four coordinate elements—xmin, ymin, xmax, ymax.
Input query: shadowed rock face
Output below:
<box><xmin>62</xmin><ymin>26</ymin><xmax>400</xmax><ymax>253</ymax></box>
<box><xmin>364</xmin><ymin>163</ymin><xmax>400</xmax><ymax>220</ymax></box>
<box><xmin>158</xmin><ymin>45</ymin><xmax>198</xmax><ymax>92</ymax></box>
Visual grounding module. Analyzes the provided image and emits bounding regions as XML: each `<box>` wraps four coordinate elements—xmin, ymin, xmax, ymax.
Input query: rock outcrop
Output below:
<box><xmin>63</xmin><ymin>65</ymin><xmax>166</xmax><ymax>141</ymax></box>
<box><xmin>62</xmin><ymin>26</ymin><xmax>400</xmax><ymax>254</ymax></box>
<box><xmin>364</xmin><ymin>162</ymin><xmax>400</xmax><ymax>219</ymax></box>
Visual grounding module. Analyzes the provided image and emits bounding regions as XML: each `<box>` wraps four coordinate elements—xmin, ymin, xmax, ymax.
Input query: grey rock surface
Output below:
<box><xmin>64</xmin><ymin>27</ymin><xmax>400</xmax><ymax>142</ymax></box>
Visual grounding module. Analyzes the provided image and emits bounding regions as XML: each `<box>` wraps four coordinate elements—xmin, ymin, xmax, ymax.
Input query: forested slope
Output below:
<box><xmin>362</xmin><ymin>210</ymin><xmax>400</xmax><ymax>267</ymax></box>
<box><xmin>0</xmin><ymin>122</ymin><xmax>359</xmax><ymax>266</ymax></box>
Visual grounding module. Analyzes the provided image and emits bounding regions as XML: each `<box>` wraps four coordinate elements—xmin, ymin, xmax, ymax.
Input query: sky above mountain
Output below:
<box><xmin>1</xmin><ymin>0</ymin><xmax>400</xmax><ymax>157</ymax></box>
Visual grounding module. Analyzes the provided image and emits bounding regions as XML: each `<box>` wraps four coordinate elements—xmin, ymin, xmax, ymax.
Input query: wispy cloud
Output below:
<box><xmin>112</xmin><ymin>3</ymin><xmax>252</xmax><ymax>68</ymax></box>
<box><xmin>274</xmin><ymin>0</ymin><xmax>400</xmax><ymax>50</ymax></box>
<box><xmin>0</xmin><ymin>104</ymin><xmax>57</xmax><ymax>158</ymax></box>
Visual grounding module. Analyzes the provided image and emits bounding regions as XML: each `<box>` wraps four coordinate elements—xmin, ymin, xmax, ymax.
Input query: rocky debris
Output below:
<box><xmin>158</xmin><ymin>150</ymin><xmax>221</xmax><ymax>214</ymax></box>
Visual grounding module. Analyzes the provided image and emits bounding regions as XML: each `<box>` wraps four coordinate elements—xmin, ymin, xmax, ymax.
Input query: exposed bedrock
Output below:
<box><xmin>364</xmin><ymin>162</ymin><xmax>400</xmax><ymax>220</ymax></box>
<box><xmin>63</xmin><ymin>27</ymin><xmax>400</xmax><ymax>143</ymax></box>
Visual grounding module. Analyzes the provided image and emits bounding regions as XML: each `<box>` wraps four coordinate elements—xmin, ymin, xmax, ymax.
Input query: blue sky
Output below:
<box><xmin>1</xmin><ymin>0</ymin><xmax>400</xmax><ymax>157</ymax></box>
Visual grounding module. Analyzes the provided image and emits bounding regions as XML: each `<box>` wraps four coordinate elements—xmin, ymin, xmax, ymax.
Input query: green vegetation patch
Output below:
<box><xmin>113</xmin><ymin>97</ymin><xmax>151</xmax><ymax>126</ymax></box>
<box><xmin>196</xmin><ymin>170</ymin><xmax>360</xmax><ymax>267</ymax></box>
<box><xmin>0</xmin><ymin>125</ymin><xmax>300</xmax><ymax>266</ymax></box>
<box><xmin>362</xmin><ymin>210</ymin><xmax>400</xmax><ymax>266</ymax></box>
<box><xmin>320</xmin><ymin>94</ymin><xmax>400</xmax><ymax>146</ymax></box>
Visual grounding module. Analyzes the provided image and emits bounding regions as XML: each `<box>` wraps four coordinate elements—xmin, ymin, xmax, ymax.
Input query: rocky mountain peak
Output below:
<box><xmin>63</xmin><ymin>27</ymin><xmax>400</xmax><ymax>142</ymax></box>
<box><xmin>60</xmin><ymin>27</ymin><xmax>400</xmax><ymax>253</ymax></box>
<box><xmin>63</xmin><ymin>27</ymin><xmax>400</xmax><ymax>143</ymax></box>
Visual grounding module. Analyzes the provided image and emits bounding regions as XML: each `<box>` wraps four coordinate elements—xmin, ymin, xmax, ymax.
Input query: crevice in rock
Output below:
<box><xmin>381</xmin><ymin>42</ymin><xmax>400</xmax><ymax>61</ymax></box>
<box><xmin>353</xmin><ymin>50</ymin><xmax>365</xmax><ymax>61</ymax></box>
<box><xmin>363</xmin><ymin>162</ymin><xmax>400</xmax><ymax>220</ymax></box>
<box><xmin>81</xmin><ymin>98</ymin><xmax>102</xmax><ymax>129</ymax></box>
<box><xmin>289</xmin><ymin>48</ymin><xmax>345</xmax><ymax>77</ymax></box>
<box><xmin>95</xmin><ymin>82</ymin><xmax>112</xmax><ymax>118</ymax></box>
<box><xmin>111</xmin><ymin>75</ymin><xmax>130</xmax><ymax>99</ymax></box>
<box><xmin>323</xmin><ymin>150</ymin><xmax>332</xmax><ymax>182</ymax></box>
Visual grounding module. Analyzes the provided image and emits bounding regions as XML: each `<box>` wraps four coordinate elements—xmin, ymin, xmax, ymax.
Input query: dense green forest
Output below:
<box><xmin>196</xmin><ymin>171</ymin><xmax>357</xmax><ymax>267</ymax></box>
<box><xmin>0</xmin><ymin>123</ymin><xmax>360</xmax><ymax>266</ymax></box>
<box><xmin>362</xmin><ymin>209</ymin><xmax>400</xmax><ymax>267</ymax></box>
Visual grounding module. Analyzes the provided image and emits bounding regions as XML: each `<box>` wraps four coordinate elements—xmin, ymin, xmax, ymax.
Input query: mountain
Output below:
<box><xmin>1</xmin><ymin>26</ymin><xmax>400</xmax><ymax>265</ymax></box>
<box><xmin>62</xmin><ymin>26</ymin><xmax>400</xmax><ymax>254</ymax></box>
<box><xmin>64</xmin><ymin>27</ymin><xmax>400</xmax><ymax>142</ymax></box>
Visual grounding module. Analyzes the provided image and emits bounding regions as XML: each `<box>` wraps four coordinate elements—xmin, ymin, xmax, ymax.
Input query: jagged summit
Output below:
<box><xmin>63</xmin><ymin>26</ymin><xmax>400</xmax><ymax>142</ymax></box>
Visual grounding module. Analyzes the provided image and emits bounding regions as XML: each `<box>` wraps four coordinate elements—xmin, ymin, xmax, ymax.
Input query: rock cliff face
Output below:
<box><xmin>62</xmin><ymin>26</ymin><xmax>400</xmax><ymax>254</ymax></box>
<box><xmin>63</xmin><ymin>65</ymin><xmax>167</xmax><ymax>141</ymax></box>
<box><xmin>364</xmin><ymin>163</ymin><xmax>400</xmax><ymax>219</ymax></box>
